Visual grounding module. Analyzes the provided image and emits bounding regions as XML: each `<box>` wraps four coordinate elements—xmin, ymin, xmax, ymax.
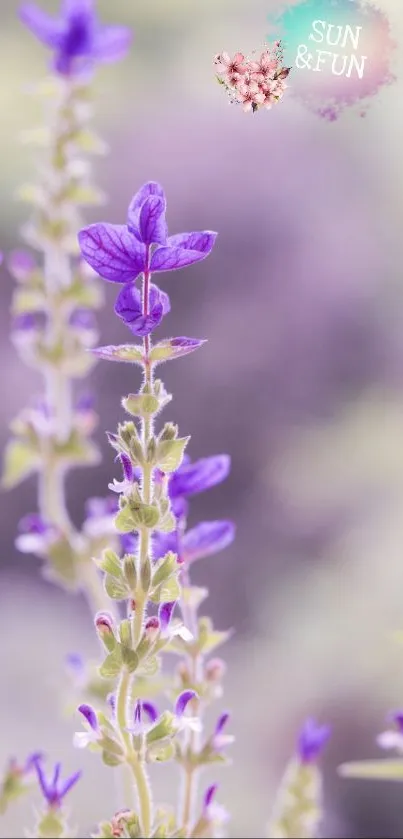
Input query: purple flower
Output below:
<box><xmin>169</xmin><ymin>454</ymin><xmax>230</xmax><ymax>499</ymax></box>
<box><xmin>65</xmin><ymin>653</ymin><xmax>86</xmax><ymax>685</ymax></box>
<box><xmin>127</xmin><ymin>700</ymin><xmax>159</xmax><ymax>735</ymax></box>
<box><xmin>78</xmin><ymin>703</ymin><xmax>98</xmax><ymax>731</ymax></box>
<box><xmin>180</xmin><ymin>520</ymin><xmax>235</xmax><ymax>564</ymax></box>
<box><xmin>20</xmin><ymin>0</ymin><xmax>131</xmax><ymax>77</ymax></box>
<box><xmin>32</xmin><ymin>756</ymin><xmax>81</xmax><ymax>809</ymax></box>
<box><xmin>377</xmin><ymin>711</ymin><xmax>403</xmax><ymax>753</ymax></box>
<box><xmin>78</xmin><ymin>181</ymin><xmax>217</xmax><ymax>284</ymax></box>
<box><xmin>76</xmin><ymin>392</ymin><xmax>95</xmax><ymax>413</ymax></box>
<box><xmin>202</xmin><ymin>784</ymin><xmax>229</xmax><ymax>828</ymax></box>
<box><xmin>297</xmin><ymin>718</ymin><xmax>331</xmax><ymax>764</ymax></box>
<box><xmin>83</xmin><ymin>495</ymin><xmax>118</xmax><ymax>537</ymax></box>
<box><xmin>212</xmin><ymin>712</ymin><xmax>234</xmax><ymax>750</ymax></box>
<box><xmin>11</xmin><ymin>313</ymin><xmax>37</xmax><ymax>332</ymax></box>
<box><xmin>8</xmin><ymin>249</ymin><xmax>36</xmax><ymax>281</ymax></box>
<box><xmin>114</xmin><ymin>282</ymin><xmax>170</xmax><ymax>336</ymax></box>
<box><xmin>74</xmin><ymin>702</ymin><xmax>100</xmax><ymax>749</ymax></box>
<box><xmin>175</xmin><ymin>690</ymin><xmax>197</xmax><ymax>718</ymax></box>
<box><xmin>15</xmin><ymin>513</ymin><xmax>58</xmax><ymax>555</ymax></box>
<box><xmin>69</xmin><ymin>308</ymin><xmax>97</xmax><ymax>330</ymax></box>
<box><xmin>158</xmin><ymin>601</ymin><xmax>176</xmax><ymax>633</ymax></box>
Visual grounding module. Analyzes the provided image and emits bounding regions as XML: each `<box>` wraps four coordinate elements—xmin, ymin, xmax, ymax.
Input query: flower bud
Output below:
<box><xmin>145</xmin><ymin>616</ymin><xmax>160</xmax><ymax>643</ymax></box>
<box><xmin>205</xmin><ymin>658</ymin><xmax>226</xmax><ymax>683</ymax></box>
<box><xmin>95</xmin><ymin>612</ymin><xmax>116</xmax><ymax>652</ymax></box>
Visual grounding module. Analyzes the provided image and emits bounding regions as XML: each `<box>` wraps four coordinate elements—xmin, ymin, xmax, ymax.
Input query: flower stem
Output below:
<box><xmin>179</xmin><ymin>565</ymin><xmax>203</xmax><ymax>834</ymax></box>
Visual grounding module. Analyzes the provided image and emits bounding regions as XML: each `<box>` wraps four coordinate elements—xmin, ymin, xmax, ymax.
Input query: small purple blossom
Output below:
<box><xmin>175</xmin><ymin>690</ymin><xmax>197</xmax><ymax>718</ymax></box>
<box><xmin>83</xmin><ymin>495</ymin><xmax>118</xmax><ymax>537</ymax></box>
<box><xmin>76</xmin><ymin>392</ymin><xmax>95</xmax><ymax>413</ymax></box>
<box><xmin>127</xmin><ymin>700</ymin><xmax>159</xmax><ymax>735</ymax></box>
<box><xmin>11</xmin><ymin>313</ymin><xmax>37</xmax><ymax>332</ymax></box>
<box><xmin>114</xmin><ymin>282</ymin><xmax>170</xmax><ymax>336</ymax></box>
<box><xmin>8</xmin><ymin>249</ymin><xmax>36</xmax><ymax>281</ymax></box>
<box><xmin>158</xmin><ymin>601</ymin><xmax>176</xmax><ymax>633</ymax></box>
<box><xmin>297</xmin><ymin>718</ymin><xmax>331</xmax><ymax>764</ymax></box>
<box><xmin>78</xmin><ymin>181</ymin><xmax>217</xmax><ymax>285</ymax></box>
<box><xmin>32</xmin><ymin>756</ymin><xmax>81</xmax><ymax>809</ymax></box>
<box><xmin>202</xmin><ymin>784</ymin><xmax>230</xmax><ymax>828</ymax></box>
<box><xmin>16</xmin><ymin>513</ymin><xmax>58</xmax><ymax>555</ymax></box>
<box><xmin>169</xmin><ymin>454</ymin><xmax>230</xmax><ymax>500</ymax></box>
<box><xmin>20</xmin><ymin>0</ymin><xmax>131</xmax><ymax>77</ymax></box>
<box><xmin>69</xmin><ymin>308</ymin><xmax>97</xmax><ymax>330</ymax></box>
<box><xmin>78</xmin><ymin>703</ymin><xmax>98</xmax><ymax>731</ymax></box>
<box><xmin>212</xmin><ymin>712</ymin><xmax>234</xmax><ymax>750</ymax></box>
<box><xmin>377</xmin><ymin>711</ymin><xmax>403</xmax><ymax>752</ymax></box>
<box><xmin>65</xmin><ymin>653</ymin><xmax>86</xmax><ymax>685</ymax></box>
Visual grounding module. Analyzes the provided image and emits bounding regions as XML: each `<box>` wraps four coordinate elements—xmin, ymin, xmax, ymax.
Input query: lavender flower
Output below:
<box><xmin>32</xmin><ymin>756</ymin><xmax>81</xmax><ymax>809</ymax></box>
<box><xmin>298</xmin><ymin>718</ymin><xmax>331</xmax><ymax>764</ymax></box>
<box><xmin>114</xmin><ymin>282</ymin><xmax>171</xmax><ymax>337</ymax></box>
<box><xmin>20</xmin><ymin>0</ymin><xmax>131</xmax><ymax>77</ymax></box>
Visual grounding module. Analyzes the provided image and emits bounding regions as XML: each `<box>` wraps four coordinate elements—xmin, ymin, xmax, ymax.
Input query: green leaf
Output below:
<box><xmin>137</xmin><ymin>656</ymin><xmax>160</xmax><ymax>678</ymax></box>
<box><xmin>99</xmin><ymin>650</ymin><xmax>122</xmax><ymax>679</ymax></box>
<box><xmin>102</xmin><ymin>750</ymin><xmax>122</xmax><ymax>767</ymax></box>
<box><xmin>37</xmin><ymin>811</ymin><xmax>64</xmax><ymax>838</ymax></box>
<box><xmin>339</xmin><ymin>760</ymin><xmax>403</xmax><ymax>781</ymax></box>
<box><xmin>150</xmin><ymin>576</ymin><xmax>181</xmax><ymax>604</ymax></box>
<box><xmin>1</xmin><ymin>439</ymin><xmax>39</xmax><ymax>489</ymax></box>
<box><xmin>97</xmin><ymin>549</ymin><xmax>122</xmax><ymax>578</ymax></box>
<box><xmin>121</xmin><ymin>647</ymin><xmax>139</xmax><ymax>673</ymax></box>
<box><xmin>92</xmin><ymin>344</ymin><xmax>144</xmax><ymax>364</ymax></box>
<box><xmin>148</xmin><ymin>741</ymin><xmax>175</xmax><ymax>763</ymax></box>
<box><xmin>156</xmin><ymin>437</ymin><xmax>189</xmax><ymax>473</ymax></box>
<box><xmin>152</xmin><ymin>552</ymin><xmax>178</xmax><ymax>588</ymax></box>
<box><xmin>115</xmin><ymin>505</ymin><xmax>137</xmax><ymax>533</ymax></box>
<box><xmin>104</xmin><ymin>574</ymin><xmax>129</xmax><ymax>600</ymax></box>
<box><xmin>123</xmin><ymin>393</ymin><xmax>160</xmax><ymax>417</ymax></box>
<box><xmin>149</xmin><ymin>338</ymin><xmax>206</xmax><ymax>364</ymax></box>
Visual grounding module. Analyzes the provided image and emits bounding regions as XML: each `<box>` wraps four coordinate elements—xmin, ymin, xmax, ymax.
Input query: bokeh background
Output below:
<box><xmin>1</xmin><ymin>0</ymin><xmax>403</xmax><ymax>836</ymax></box>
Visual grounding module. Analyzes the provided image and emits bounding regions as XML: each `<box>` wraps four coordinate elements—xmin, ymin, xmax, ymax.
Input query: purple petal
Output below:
<box><xmin>78</xmin><ymin>224</ymin><xmax>146</xmax><ymax>284</ymax></box>
<box><xmin>169</xmin><ymin>455</ymin><xmax>231</xmax><ymax>499</ymax></box>
<box><xmin>175</xmin><ymin>690</ymin><xmax>197</xmax><ymax>718</ymax></box>
<box><xmin>134</xmin><ymin>700</ymin><xmax>141</xmax><ymax>726</ymax></box>
<box><xmin>158</xmin><ymin>601</ymin><xmax>176</xmax><ymax>632</ymax></box>
<box><xmin>18</xmin><ymin>513</ymin><xmax>49</xmax><ymax>535</ymax></box>
<box><xmin>298</xmin><ymin>718</ymin><xmax>331</xmax><ymax>764</ymax></box>
<box><xmin>93</xmin><ymin>25</ymin><xmax>131</xmax><ymax>63</ymax></box>
<box><xmin>142</xmin><ymin>702</ymin><xmax>159</xmax><ymax>724</ymax></box>
<box><xmin>107</xmin><ymin>693</ymin><xmax>116</xmax><ymax>715</ymax></box>
<box><xmin>52</xmin><ymin>763</ymin><xmax>61</xmax><ymax>788</ymax></box>
<box><xmin>215</xmin><ymin>712</ymin><xmax>230</xmax><ymax>737</ymax></box>
<box><xmin>32</xmin><ymin>756</ymin><xmax>49</xmax><ymax>800</ymax></box>
<box><xmin>20</xmin><ymin>4</ymin><xmax>64</xmax><ymax>47</ymax></box>
<box><xmin>150</xmin><ymin>231</ymin><xmax>217</xmax><ymax>273</ymax></box>
<box><xmin>391</xmin><ymin>711</ymin><xmax>403</xmax><ymax>733</ymax></box>
<box><xmin>69</xmin><ymin>308</ymin><xmax>96</xmax><ymax>329</ymax></box>
<box><xmin>138</xmin><ymin>197</ymin><xmax>167</xmax><ymax>245</ymax></box>
<box><xmin>127</xmin><ymin>182</ymin><xmax>166</xmax><ymax>235</ymax></box>
<box><xmin>149</xmin><ymin>337</ymin><xmax>207</xmax><ymax>364</ymax></box>
<box><xmin>167</xmin><ymin>231</ymin><xmax>217</xmax><ymax>255</ymax></box>
<box><xmin>8</xmin><ymin>249</ymin><xmax>36</xmax><ymax>280</ymax></box>
<box><xmin>65</xmin><ymin>653</ymin><xmax>84</xmax><ymax>675</ymax></box>
<box><xmin>24</xmin><ymin>752</ymin><xmax>44</xmax><ymax>774</ymax></box>
<box><xmin>203</xmin><ymin>784</ymin><xmax>218</xmax><ymax>811</ymax></box>
<box><xmin>62</xmin><ymin>0</ymin><xmax>93</xmax><ymax>15</ymax></box>
<box><xmin>152</xmin><ymin>530</ymin><xmax>178</xmax><ymax>561</ymax></box>
<box><xmin>119</xmin><ymin>453</ymin><xmax>134</xmax><ymax>483</ymax></box>
<box><xmin>78</xmin><ymin>703</ymin><xmax>98</xmax><ymax>732</ymax></box>
<box><xmin>114</xmin><ymin>283</ymin><xmax>166</xmax><ymax>337</ymax></box>
<box><xmin>120</xmin><ymin>532</ymin><xmax>139</xmax><ymax>555</ymax></box>
<box><xmin>182</xmin><ymin>521</ymin><xmax>235</xmax><ymax>563</ymax></box>
<box><xmin>59</xmin><ymin>770</ymin><xmax>82</xmax><ymax>800</ymax></box>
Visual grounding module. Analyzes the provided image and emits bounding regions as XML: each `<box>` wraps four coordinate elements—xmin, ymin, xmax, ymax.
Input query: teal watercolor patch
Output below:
<box><xmin>267</xmin><ymin>0</ymin><xmax>396</xmax><ymax>119</ymax></box>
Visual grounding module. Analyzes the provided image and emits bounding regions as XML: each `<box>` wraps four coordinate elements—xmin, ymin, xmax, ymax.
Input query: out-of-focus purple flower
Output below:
<box><xmin>16</xmin><ymin>513</ymin><xmax>58</xmax><ymax>555</ymax></box>
<box><xmin>298</xmin><ymin>718</ymin><xmax>331</xmax><ymax>764</ymax></box>
<box><xmin>212</xmin><ymin>712</ymin><xmax>234</xmax><ymax>750</ymax></box>
<box><xmin>69</xmin><ymin>308</ymin><xmax>97</xmax><ymax>330</ymax></box>
<box><xmin>175</xmin><ymin>690</ymin><xmax>197</xmax><ymax>718</ymax></box>
<box><xmin>377</xmin><ymin>711</ymin><xmax>403</xmax><ymax>753</ymax></box>
<box><xmin>20</xmin><ymin>0</ymin><xmax>131</xmax><ymax>77</ymax></box>
<box><xmin>32</xmin><ymin>755</ymin><xmax>81</xmax><ymax>809</ymax></box>
<box><xmin>83</xmin><ymin>495</ymin><xmax>118</xmax><ymax>538</ymax></box>
<box><xmin>65</xmin><ymin>653</ymin><xmax>86</xmax><ymax>686</ymax></box>
<box><xmin>120</xmin><ymin>532</ymin><xmax>138</xmax><ymax>555</ymax></box>
<box><xmin>153</xmin><ymin>520</ymin><xmax>235</xmax><ymax>564</ymax></box>
<box><xmin>76</xmin><ymin>392</ymin><xmax>95</xmax><ymax>413</ymax></box>
<box><xmin>11</xmin><ymin>313</ymin><xmax>38</xmax><ymax>332</ymax></box>
<box><xmin>114</xmin><ymin>282</ymin><xmax>170</xmax><ymax>336</ymax></box>
<box><xmin>8</xmin><ymin>249</ymin><xmax>36</xmax><ymax>281</ymax></box>
<box><xmin>169</xmin><ymin>455</ymin><xmax>230</xmax><ymax>500</ymax></box>
<box><xmin>78</xmin><ymin>181</ymin><xmax>217</xmax><ymax>285</ymax></box>
<box><xmin>202</xmin><ymin>784</ymin><xmax>230</xmax><ymax>831</ymax></box>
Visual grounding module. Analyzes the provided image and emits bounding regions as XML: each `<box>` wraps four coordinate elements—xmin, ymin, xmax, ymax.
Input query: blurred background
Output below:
<box><xmin>1</xmin><ymin>0</ymin><xmax>403</xmax><ymax>836</ymax></box>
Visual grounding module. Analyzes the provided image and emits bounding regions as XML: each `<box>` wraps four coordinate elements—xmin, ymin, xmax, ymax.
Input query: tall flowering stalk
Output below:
<box><xmin>267</xmin><ymin>720</ymin><xmax>331</xmax><ymax>839</ymax></box>
<box><xmin>68</xmin><ymin>181</ymin><xmax>235</xmax><ymax>837</ymax></box>
<box><xmin>2</xmin><ymin>0</ymin><xmax>130</xmax><ymax>604</ymax></box>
